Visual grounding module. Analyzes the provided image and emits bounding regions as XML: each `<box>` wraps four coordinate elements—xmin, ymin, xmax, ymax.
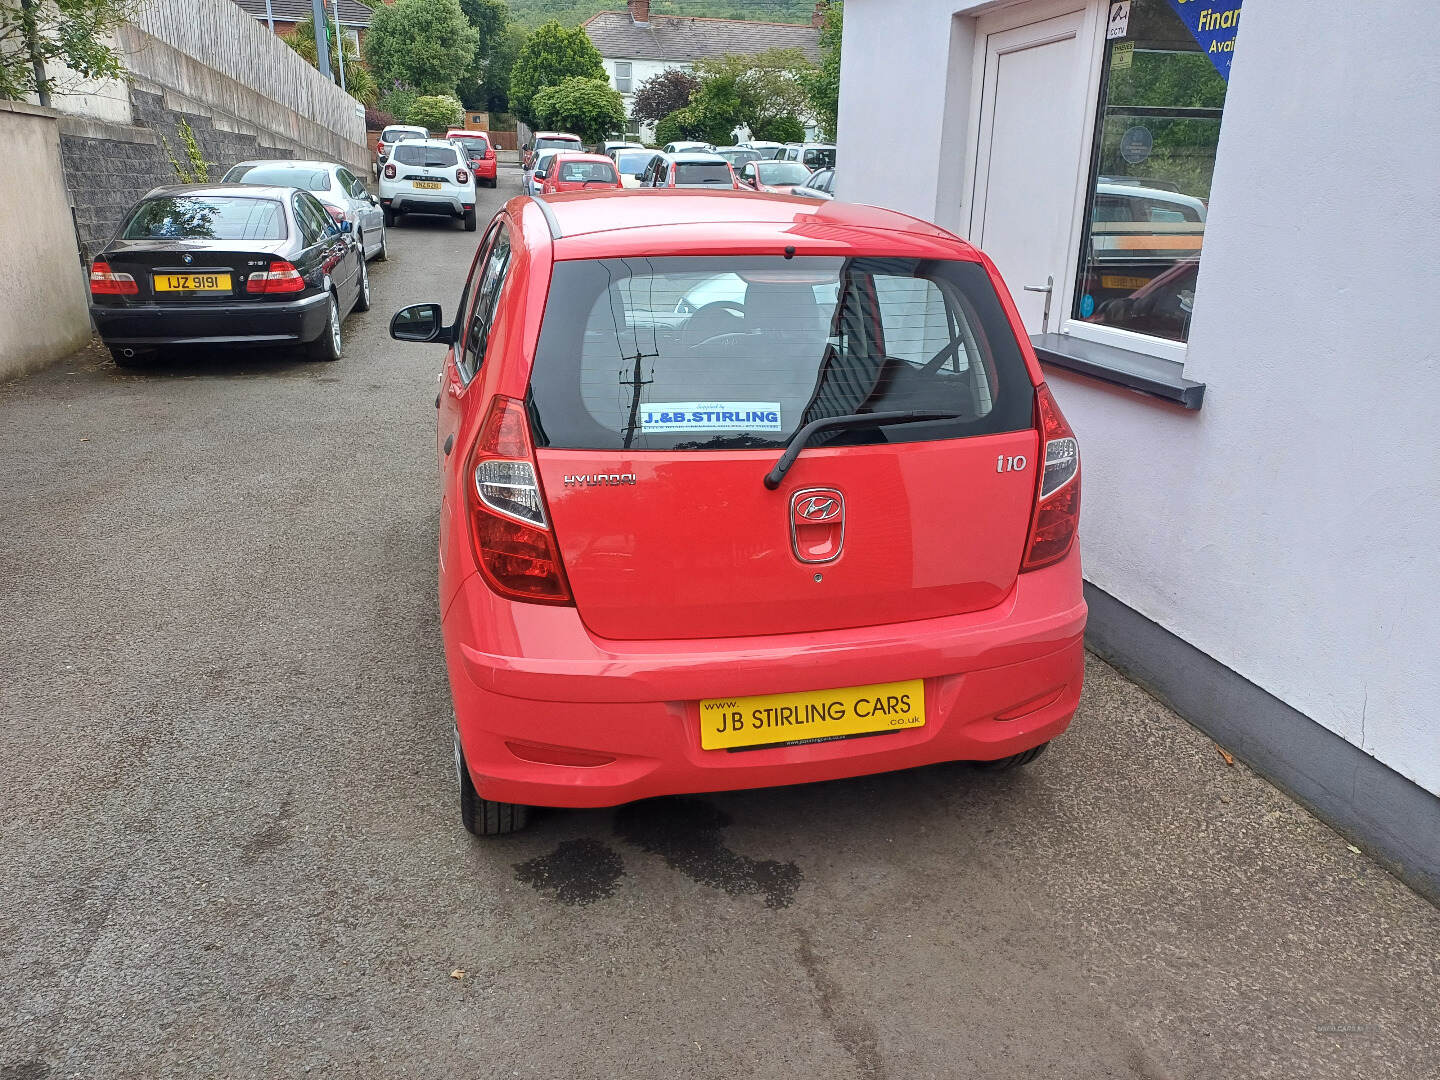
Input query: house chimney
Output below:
<box><xmin>812</xmin><ymin>1</ymin><xmax>828</xmax><ymax>29</ymax></box>
<box><xmin>629</xmin><ymin>0</ymin><xmax>650</xmax><ymax>24</ymax></box>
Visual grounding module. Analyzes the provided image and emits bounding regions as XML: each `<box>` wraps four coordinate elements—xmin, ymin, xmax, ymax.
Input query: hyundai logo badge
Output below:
<box><xmin>795</xmin><ymin>494</ymin><xmax>841</xmax><ymax>521</ymax></box>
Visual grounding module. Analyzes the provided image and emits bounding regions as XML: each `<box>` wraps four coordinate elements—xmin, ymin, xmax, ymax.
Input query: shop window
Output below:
<box><xmin>1073</xmin><ymin>0</ymin><xmax>1236</xmax><ymax>343</ymax></box>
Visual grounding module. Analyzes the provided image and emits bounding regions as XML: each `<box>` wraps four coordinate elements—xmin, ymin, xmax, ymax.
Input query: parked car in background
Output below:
<box><xmin>223</xmin><ymin>159</ymin><xmax>387</xmax><ymax>261</ymax></box>
<box><xmin>778</xmin><ymin>143</ymin><xmax>837</xmax><ymax>170</ymax></box>
<box><xmin>639</xmin><ymin>152</ymin><xmax>740</xmax><ymax>189</ymax></box>
<box><xmin>715</xmin><ymin>146</ymin><xmax>762</xmax><ymax>171</ymax></box>
<box><xmin>738</xmin><ymin>159</ymin><xmax>815</xmax><ymax>195</ymax></box>
<box><xmin>90</xmin><ymin>184</ymin><xmax>368</xmax><ymax>367</ymax></box>
<box><xmin>790</xmin><ymin>167</ymin><xmax>836</xmax><ymax>201</ymax></box>
<box><xmin>375</xmin><ymin>124</ymin><xmax>427</xmax><ymax>172</ymax></box>
<box><xmin>602</xmin><ymin>140</ymin><xmax>646</xmax><ymax>157</ymax></box>
<box><xmin>524</xmin><ymin>149</ymin><xmax>561</xmax><ymax>196</ymax></box>
<box><xmin>662</xmin><ymin>140</ymin><xmax>713</xmax><ymax>154</ymax></box>
<box><xmin>612</xmin><ymin>149</ymin><xmax>656</xmax><ymax>189</ymax></box>
<box><xmin>740</xmin><ymin>140</ymin><xmax>785</xmax><ymax>159</ymax></box>
<box><xmin>444</xmin><ymin>130</ymin><xmax>498</xmax><ymax>188</ymax></box>
<box><xmin>523</xmin><ymin>132</ymin><xmax>582</xmax><ymax>170</ymax></box>
<box><xmin>539</xmin><ymin>153</ymin><xmax>623</xmax><ymax>194</ymax></box>
<box><xmin>379</xmin><ymin>139</ymin><xmax>477</xmax><ymax>231</ymax></box>
<box><xmin>387</xmin><ymin>191</ymin><xmax>1085</xmax><ymax>835</ymax></box>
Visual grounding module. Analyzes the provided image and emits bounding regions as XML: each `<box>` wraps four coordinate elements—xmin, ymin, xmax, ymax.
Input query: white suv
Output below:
<box><xmin>379</xmin><ymin>139</ymin><xmax>477</xmax><ymax>231</ymax></box>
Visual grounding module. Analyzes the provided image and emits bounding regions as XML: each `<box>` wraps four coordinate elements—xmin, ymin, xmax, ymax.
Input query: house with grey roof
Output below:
<box><xmin>583</xmin><ymin>0</ymin><xmax>826</xmax><ymax>142</ymax></box>
<box><xmin>230</xmin><ymin>0</ymin><xmax>374</xmax><ymax>50</ymax></box>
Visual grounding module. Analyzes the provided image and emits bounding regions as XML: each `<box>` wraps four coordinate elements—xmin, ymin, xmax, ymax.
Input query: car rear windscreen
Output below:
<box><xmin>225</xmin><ymin>165</ymin><xmax>331</xmax><ymax>191</ymax></box>
<box><xmin>120</xmin><ymin>196</ymin><xmax>288</xmax><ymax>241</ymax></box>
<box><xmin>394</xmin><ymin>145</ymin><xmax>457</xmax><ymax>167</ymax></box>
<box><xmin>673</xmin><ymin>163</ymin><xmax>732</xmax><ymax>186</ymax></box>
<box><xmin>615</xmin><ymin>152</ymin><xmax>652</xmax><ymax>175</ymax></box>
<box><xmin>803</xmin><ymin>148</ymin><xmax>837</xmax><ymax>169</ymax></box>
<box><xmin>537</xmin><ymin>137</ymin><xmax>580</xmax><ymax>150</ymax></box>
<box><xmin>381</xmin><ymin>127</ymin><xmax>420</xmax><ymax>142</ymax></box>
<box><xmin>558</xmin><ymin>161</ymin><xmax>617</xmax><ymax>183</ymax></box>
<box><xmin>756</xmin><ymin>162</ymin><xmax>812</xmax><ymax>186</ymax></box>
<box><xmin>528</xmin><ymin>256</ymin><xmax>1033</xmax><ymax>451</ymax></box>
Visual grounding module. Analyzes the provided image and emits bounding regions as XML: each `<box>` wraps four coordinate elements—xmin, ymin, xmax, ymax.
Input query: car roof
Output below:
<box><xmin>141</xmin><ymin>183</ymin><xmax>306</xmax><ymax>200</ymax></box>
<box><xmin>397</xmin><ymin>138</ymin><xmax>462</xmax><ymax>149</ymax></box>
<box><xmin>518</xmin><ymin>190</ymin><xmax>976</xmax><ymax>262</ymax></box>
<box><xmin>382</xmin><ymin>124</ymin><xmax>427</xmax><ymax>132</ymax></box>
<box><xmin>535</xmin><ymin>132</ymin><xmax>581</xmax><ymax>140</ymax></box>
<box><xmin>666</xmin><ymin>151</ymin><xmax>728</xmax><ymax>163</ymax></box>
<box><xmin>228</xmin><ymin>159</ymin><xmax>338</xmax><ymax>171</ymax></box>
<box><xmin>550</xmin><ymin>152</ymin><xmax>616</xmax><ymax>164</ymax></box>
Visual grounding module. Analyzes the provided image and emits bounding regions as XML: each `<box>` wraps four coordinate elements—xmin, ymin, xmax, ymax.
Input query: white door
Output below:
<box><xmin>968</xmin><ymin>8</ymin><xmax>1092</xmax><ymax>335</ymax></box>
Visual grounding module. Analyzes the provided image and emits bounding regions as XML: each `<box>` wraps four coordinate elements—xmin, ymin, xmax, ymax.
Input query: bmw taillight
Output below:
<box><xmin>1021</xmin><ymin>383</ymin><xmax>1080</xmax><ymax>571</ymax></box>
<box><xmin>456</xmin><ymin>168</ymin><xmax>469</xmax><ymax>185</ymax></box>
<box><xmin>383</xmin><ymin>162</ymin><xmax>396</xmax><ymax>179</ymax></box>
<box><xmin>89</xmin><ymin>260</ymin><xmax>137</xmax><ymax>295</ymax></box>
<box><xmin>245</xmin><ymin>260</ymin><xmax>305</xmax><ymax>294</ymax></box>
<box><xmin>466</xmin><ymin>396</ymin><xmax>572</xmax><ymax>605</ymax></box>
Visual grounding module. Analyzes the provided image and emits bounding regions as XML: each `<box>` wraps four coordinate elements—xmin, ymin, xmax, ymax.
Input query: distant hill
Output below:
<box><xmin>508</xmin><ymin>1</ymin><xmax>818</xmax><ymax>30</ymax></box>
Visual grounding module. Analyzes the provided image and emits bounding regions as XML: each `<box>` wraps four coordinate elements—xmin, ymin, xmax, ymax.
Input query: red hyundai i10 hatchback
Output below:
<box><xmin>390</xmin><ymin>190</ymin><xmax>1085</xmax><ymax>836</ymax></box>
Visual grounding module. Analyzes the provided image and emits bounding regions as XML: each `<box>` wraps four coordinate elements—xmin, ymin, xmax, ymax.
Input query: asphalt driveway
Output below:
<box><xmin>1</xmin><ymin>171</ymin><xmax>1436</xmax><ymax>1080</ymax></box>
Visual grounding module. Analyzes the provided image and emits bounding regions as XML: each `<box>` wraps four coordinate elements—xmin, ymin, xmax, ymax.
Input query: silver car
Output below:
<box><xmin>222</xmin><ymin>159</ymin><xmax>388</xmax><ymax>261</ymax></box>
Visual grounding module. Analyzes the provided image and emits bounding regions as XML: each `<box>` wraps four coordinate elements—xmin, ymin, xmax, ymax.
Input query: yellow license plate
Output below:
<box><xmin>1101</xmin><ymin>274</ymin><xmax>1152</xmax><ymax>290</ymax></box>
<box><xmin>412</xmin><ymin>180</ymin><xmax>442</xmax><ymax>189</ymax></box>
<box><xmin>153</xmin><ymin>273</ymin><xmax>231</xmax><ymax>292</ymax></box>
<box><xmin>700</xmin><ymin>678</ymin><xmax>925</xmax><ymax>751</ymax></box>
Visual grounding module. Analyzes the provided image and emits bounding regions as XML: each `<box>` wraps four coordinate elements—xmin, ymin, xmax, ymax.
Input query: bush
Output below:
<box><xmin>379</xmin><ymin>83</ymin><xmax>419</xmax><ymax>125</ymax></box>
<box><xmin>365</xmin><ymin>104</ymin><xmax>395</xmax><ymax>129</ymax></box>
<box><xmin>408</xmin><ymin>94</ymin><xmax>464</xmax><ymax>133</ymax></box>
<box><xmin>631</xmin><ymin>68</ymin><xmax>698</xmax><ymax>125</ymax></box>
<box><xmin>753</xmin><ymin>114</ymin><xmax>805</xmax><ymax>143</ymax></box>
<box><xmin>531</xmin><ymin>77</ymin><xmax>625</xmax><ymax>145</ymax></box>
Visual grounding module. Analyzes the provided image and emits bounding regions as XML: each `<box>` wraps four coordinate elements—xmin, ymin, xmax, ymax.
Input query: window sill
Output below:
<box><xmin>1030</xmin><ymin>332</ymin><xmax>1205</xmax><ymax>410</ymax></box>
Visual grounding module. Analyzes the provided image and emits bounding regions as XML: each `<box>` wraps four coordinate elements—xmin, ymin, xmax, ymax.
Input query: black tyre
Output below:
<box><xmin>305</xmin><ymin>291</ymin><xmax>342</xmax><ymax>362</ymax></box>
<box><xmin>383</xmin><ymin>206</ymin><xmax>397</xmax><ymax>228</ymax></box>
<box><xmin>455</xmin><ymin>726</ymin><xmax>530</xmax><ymax>836</ymax></box>
<box><xmin>353</xmin><ymin>256</ymin><xmax>371</xmax><ymax>313</ymax></box>
<box><xmin>373</xmin><ymin>225</ymin><xmax>388</xmax><ymax>261</ymax></box>
<box><xmin>463</xmin><ymin>208</ymin><xmax>477</xmax><ymax>231</ymax></box>
<box><xmin>973</xmin><ymin>742</ymin><xmax>1050</xmax><ymax>771</ymax></box>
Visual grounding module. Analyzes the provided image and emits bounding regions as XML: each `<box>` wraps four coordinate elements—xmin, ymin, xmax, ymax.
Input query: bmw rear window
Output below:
<box><xmin>224</xmin><ymin>164</ymin><xmax>331</xmax><ymax>191</ymax></box>
<box><xmin>120</xmin><ymin>196</ymin><xmax>287</xmax><ymax>240</ymax></box>
<box><xmin>528</xmin><ymin>256</ymin><xmax>1033</xmax><ymax>451</ymax></box>
<box><xmin>395</xmin><ymin>145</ymin><xmax>457</xmax><ymax>167</ymax></box>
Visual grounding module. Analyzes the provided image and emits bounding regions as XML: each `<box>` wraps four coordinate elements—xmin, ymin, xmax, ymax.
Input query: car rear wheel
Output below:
<box><xmin>463</xmin><ymin>208</ymin><xmax>477</xmax><ymax>231</ymax></box>
<box><xmin>454</xmin><ymin>725</ymin><xmax>530</xmax><ymax>836</ymax></box>
<box><xmin>305</xmin><ymin>291</ymin><xmax>341</xmax><ymax>362</ymax></box>
<box><xmin>973</xmin><ymin>742</ymin><xmax>1050</xmax><ymax>771</ymax></box>
<box><xmin>374</xmin><ymin>226</ymin><xmax>388</xmax><ymax>261</ymax></box>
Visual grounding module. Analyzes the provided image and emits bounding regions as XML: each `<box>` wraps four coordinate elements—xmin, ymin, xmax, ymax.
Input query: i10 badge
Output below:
<box><xmin>997</xmin><ymin>454</ymin><xmax>1028</xmax><ymax>473</ymax></box>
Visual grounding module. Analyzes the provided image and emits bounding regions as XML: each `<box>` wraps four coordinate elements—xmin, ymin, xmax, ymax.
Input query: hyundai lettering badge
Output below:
<box><xmin>790</xmin><ymin>487</ymin><xmax>845</xmax><ymax>564</ymax></box>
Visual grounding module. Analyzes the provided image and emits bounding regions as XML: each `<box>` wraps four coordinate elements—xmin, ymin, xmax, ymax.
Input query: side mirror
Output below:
<box><xmin>390</xmin><ymin>303</ymin><xmax>452</xmax><ymax>344</ymax></box>
<box><xmin>340</xmin><ymin>219</ymin><xmax>353</xmax><ymax>233</ymax></box>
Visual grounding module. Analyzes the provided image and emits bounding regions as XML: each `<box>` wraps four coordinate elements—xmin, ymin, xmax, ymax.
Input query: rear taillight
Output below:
<box><xmin>456</xmin><ymin>168</ymin><xmax>469</xmax><ymax>185</ymax></box>
<box><xmin>466</xmin><ymin>396</ymin><xmax>572</xmax><ymax>605</ymax></box>
<box><xmin>383</xmin><ymin>163</ymin><xmax>396</xmax><ymax>179</ymax></box>
<box><xmin>89</xmin><ymin>260</ymin><xmax>137</xmax><ymax>295</ymax></box>
<box><xmin>1021</xmin><ymin>383</ymin><xmax>1080</xmax><ymax>571</ymax></box>
<box><xmin>245</xmin><ymin>260</ymin><xmax>305</xmax><ymax>294</ymax></box>
<box><xmin>323</xmin><ymin>204</ymin><xmax>347</xmax><ymax>226</ymax></box>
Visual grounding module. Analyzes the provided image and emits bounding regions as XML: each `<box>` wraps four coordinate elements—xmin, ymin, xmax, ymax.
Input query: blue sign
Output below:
<box><xmin>1165</xmin><ymin>0</ymin><xmax>1242</xmax><ymax>80</ymax></box>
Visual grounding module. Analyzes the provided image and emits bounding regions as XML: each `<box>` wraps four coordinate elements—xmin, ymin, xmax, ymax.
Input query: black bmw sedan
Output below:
<box><xmin>89</xmin><ymin>184</ymin><xmax>370</xmax><ymax>367</ymax></box>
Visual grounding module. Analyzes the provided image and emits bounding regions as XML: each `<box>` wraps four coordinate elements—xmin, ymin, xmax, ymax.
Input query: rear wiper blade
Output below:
<box><xmin>763</xmin><ymin>410</ymin><xmax>965</xmax><ymax>490</ymax></box>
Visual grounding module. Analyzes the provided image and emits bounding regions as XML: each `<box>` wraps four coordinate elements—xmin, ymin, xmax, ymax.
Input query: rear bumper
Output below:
<box><xmin>382</xmin><ymin>191</ymin><xmax>473</xmax><ymax>216</ymax></box>
<box><xmin>90</xmin><ymin>291</ymin><xmax>330</xmax><ymax>348</ymax></box>
<box><xmin>444</xmin><ymin>548</ymin><xmax>1087</xmax><ymax>808</ymax></box>
<box><xmin>473</xmin><ymin>158</ymin><xmax>498</xmax><ymax>180</ymax></box>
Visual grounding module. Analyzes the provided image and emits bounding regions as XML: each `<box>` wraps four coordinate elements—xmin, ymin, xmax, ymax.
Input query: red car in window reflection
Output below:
<box><xmin>539</xmin><ymin>153</ymin><xmax>623</xmax><ymax>194</ymax></box>
<box><xmin>388</xmin><ymin>191</ymin><xmax>1086</xmax><ymax>836</ymax></box>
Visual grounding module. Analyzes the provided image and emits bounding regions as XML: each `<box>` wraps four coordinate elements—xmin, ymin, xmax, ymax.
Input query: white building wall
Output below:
<box><xmin>600</xmin><ymin>56</ymin><xmax>692</xmax><ymax>142</ymax></box>
<box><xmin>837</xmin><ymin>0</ymin><xmax>1440</xmax><ymax>796</ymax></box>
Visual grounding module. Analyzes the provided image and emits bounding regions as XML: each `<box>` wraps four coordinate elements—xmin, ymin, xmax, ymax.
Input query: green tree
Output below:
<box><xmin>363</xmin><ymin>0</ymin><xmax>478</xmax><ymax>95</ymax></box>
<box><xmin>1</xmin><ymin>0</ymin><xmax>139</xmax><ymax>104</ymax></box>
<box><xmin>481</xmin><ymin>23</ymin><xmax>527</xmax><ymax>112</ymax></box>
<box><xmin>408</xmin><ymin>93</ymin><xmax>464</xmax><ymax>132</ymax></box>
<box><xmin>654</xmin><ymin>107</ymin><xmax>712</xmax><ymax>147</ymax></box>
<box><xmin>456</xmin><ymin>0</ymin><xmax>509</xmax><ymax>107</ymax></box>
<box><xmin>689</xmin><ymin>49</ymin><xmax>813</xmax><ymax>143</ymax></box>
<box><xmin>507</xmin><ymin>18</ymin><xmax>605</xmax><ymax>126</ymax></box>
<box><xmin>531</xmin><ymin>76</ymin><xmax>624</xmax><ymax>144</ymax></box>
<box><xmin>631</xmin><ymin>67</ymin><xmax>698</xmax><ymax>126</ymax></box>
<box><xmin>282</xmin><ymin>15</ymin><xmax>379</xmax><ymax>105</ymax></box>
<box><xmin>802</xmin><ymin>1</ymin><xmax>841</xmax><ymax>141</ymax></box>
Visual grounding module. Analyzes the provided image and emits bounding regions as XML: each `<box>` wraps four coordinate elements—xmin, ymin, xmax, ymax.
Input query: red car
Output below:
<box><xmin>540</xmin><ymin>153</ymin><xmax>623</xmax><ymax>194</ymax></box>
<box><xmin>444</xmin><ymin>130</ymin><xmax>498</xmax><ymax>188</ymax></box>
<box><xmin>389</xmin><ymin>190</ymin><xmax>1085</xmax><ymax>836</ymax></box>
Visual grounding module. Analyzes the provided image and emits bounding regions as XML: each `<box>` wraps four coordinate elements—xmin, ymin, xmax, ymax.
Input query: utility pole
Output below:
<box><xmin>311</xmin><ymin>0</ymin><xmax>332</xmax><ymax>80</ymax></box>
<box><xmin>264</xmin><ymin>0</ymin><xmax>275</xmax><ymax>32</ymax></box>
<box><xmin>330</xmin><ymin>0</ymin><xmax>347</xmax><ymax>94</ymax></box>
<box><xmin>19</xmin><ymin>0</ymin><xmax>50</xmax><ymax>107</ymax></box>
